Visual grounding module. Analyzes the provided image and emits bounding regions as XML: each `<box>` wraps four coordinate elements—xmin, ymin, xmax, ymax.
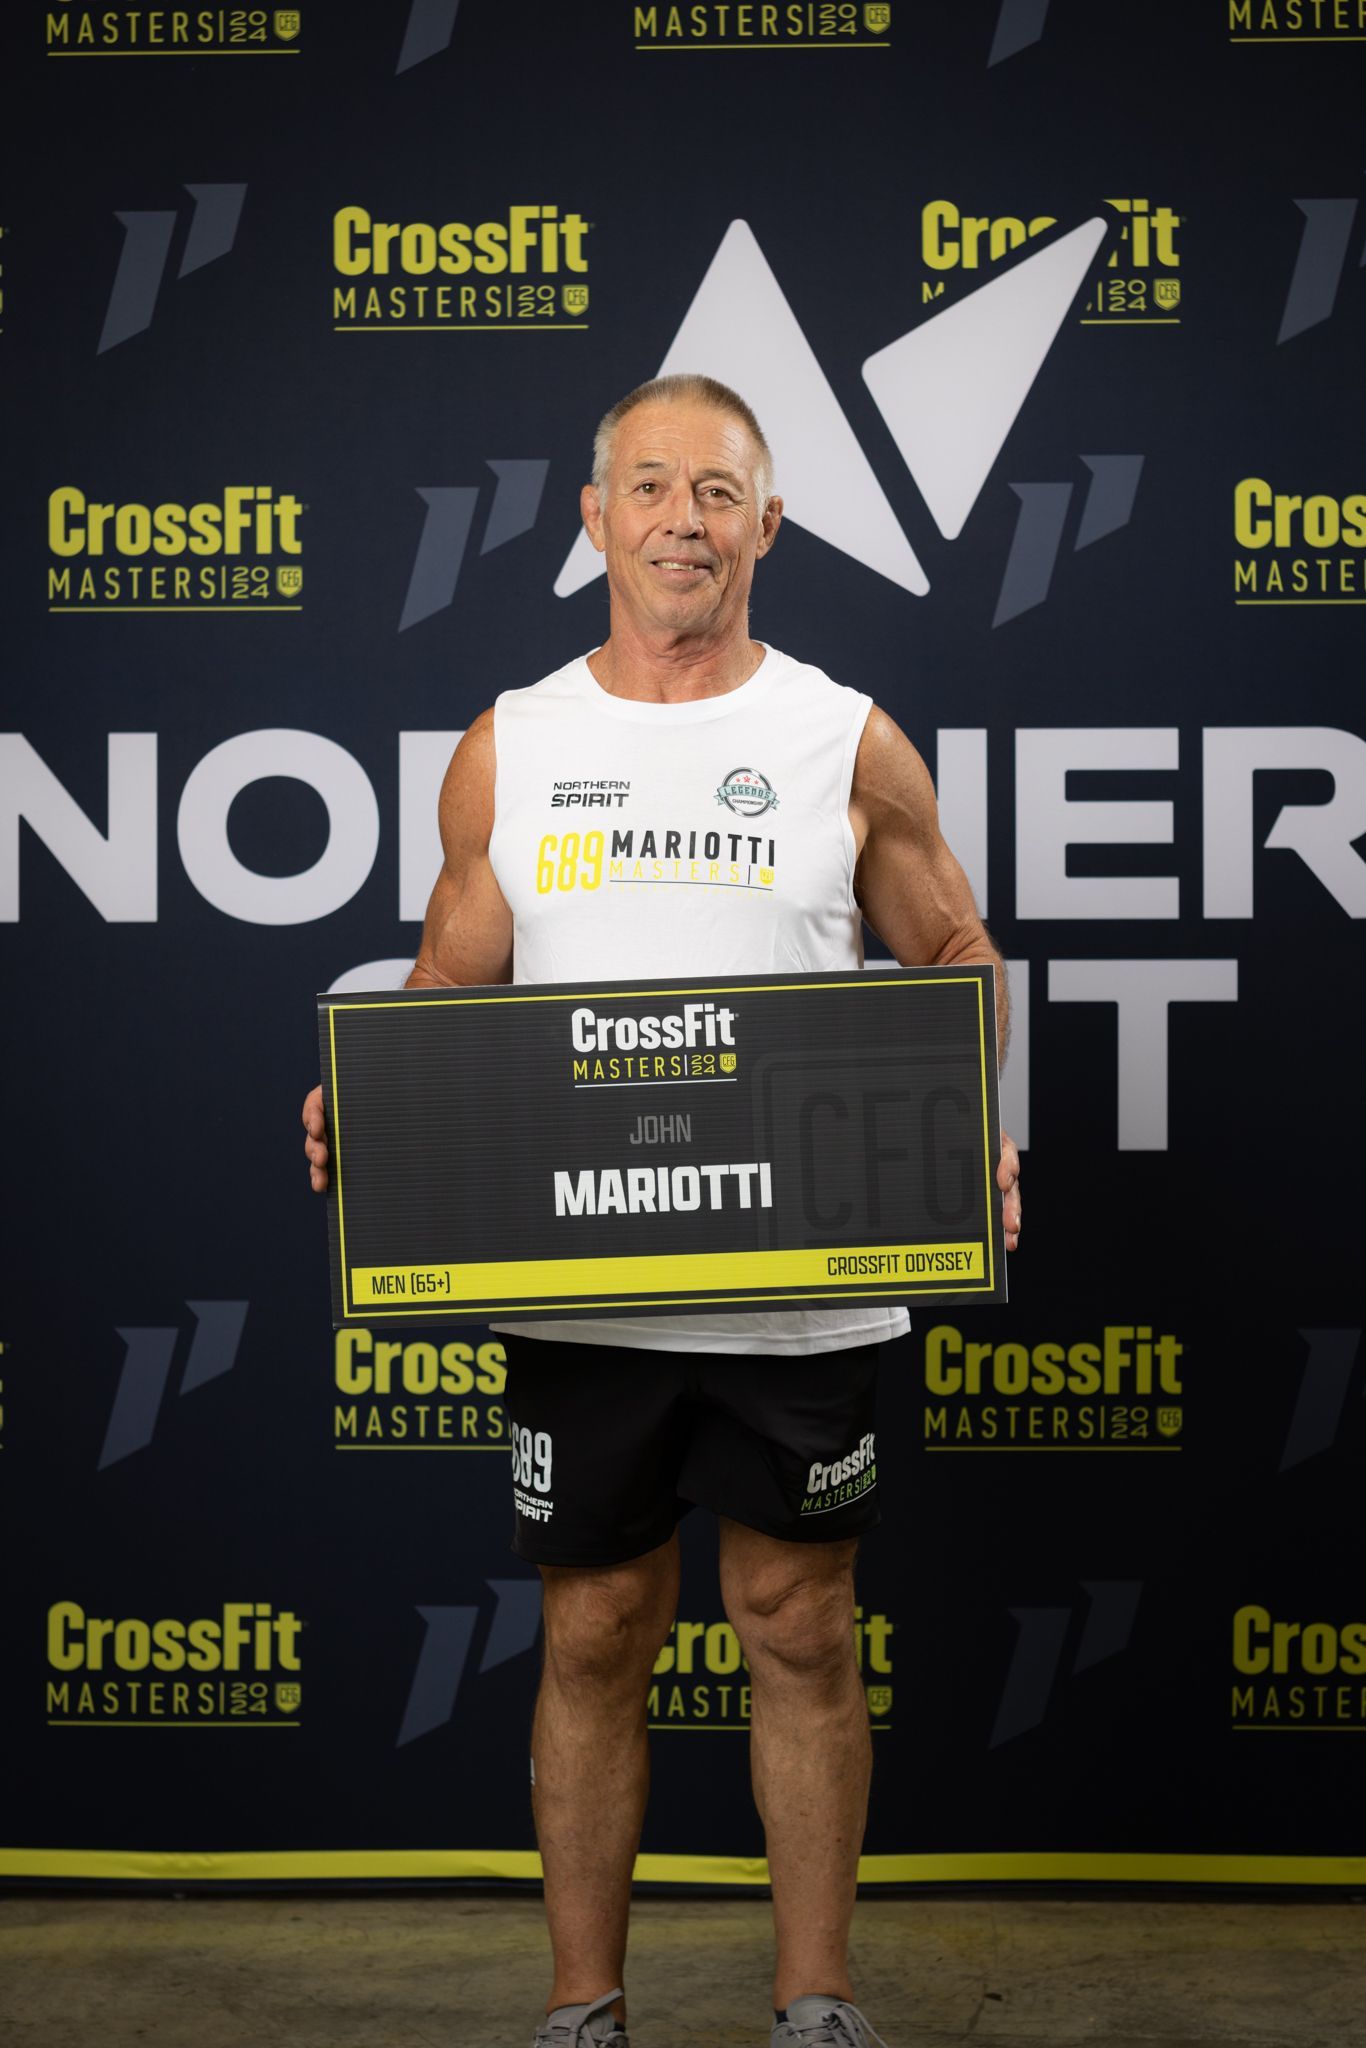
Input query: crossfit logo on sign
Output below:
<box><xmin>45</xmin><ymin>1600</ymin><xmax>304</xmax><ymax>1725</ymax></box>
<box><xmin>921</xmin><ymin>198</ymin><xmax>1182</xmax><ymax>326</ymax></box>
<box><xmin>47</xmin><ymin>487</ymin><xmax>304</xmax><ymax>613</ymax></box>
<box><xmin>45</xmin><ymin>7</ymin><xmax>304</xmax><ymax>54</ymax></box>
<box><xmin>649</xmin><ymin>1607</ymin><xmax>894</xmax><ymax>1730</ymax></box>
<box><xmin>332</xmin><ymin>204</ymin><xmax>591</xmax><ymax>330</ymax></box>
<box><xmin>1233</xmin><ymin>478</ymin><xmax>1366</xmax><ymax>605</ymax></box>
<box><xmin>1231</xmin><ymin>1604</ymin><xmax>1366</xmax><ymax>1730</ymax></box>
<box><xmin>632</xmin><ymin>4</ymin><xmax>893</xmax><ymax>47</ymax></box>
<box><xmin>921</xmin><ymin>1324</ymin><xmax>1185</xmax><ymax>1451</ymax></box>
<box><xmin>333</xmin><ymin>1329</ymin><xmax>507</xmax><ymax>1449</ymax></box>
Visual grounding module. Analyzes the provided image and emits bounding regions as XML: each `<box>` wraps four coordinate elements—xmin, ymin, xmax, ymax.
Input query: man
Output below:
<box><xmin>303</xmin><ymin>374</ymin><xmax>1021</xmax><ymax>2048</ymax></box>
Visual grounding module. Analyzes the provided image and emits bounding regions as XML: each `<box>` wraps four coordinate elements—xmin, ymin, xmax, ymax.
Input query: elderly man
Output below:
<box><xmin>304</xmin><ymin>374</ymin><xmax>1021</xmax><ymax>2048</ymax></box>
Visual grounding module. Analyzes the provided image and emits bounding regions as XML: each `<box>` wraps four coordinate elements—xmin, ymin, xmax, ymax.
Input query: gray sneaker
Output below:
<box><xmin>533</xmin><ymin>1987</ymin><xmax>628</xmax><ymax>2048</ymax></box>
<box><xmin>771</xmin><ymin>1997</ymin><xmax>889</xmax><ymax>2047</ymax></box>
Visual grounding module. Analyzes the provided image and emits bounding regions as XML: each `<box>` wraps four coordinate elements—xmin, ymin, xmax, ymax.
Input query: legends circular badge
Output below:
<box><xmin>716</xmin><ymin>768</ymin><xmax>779</xmax><ymax>817</ymax></box>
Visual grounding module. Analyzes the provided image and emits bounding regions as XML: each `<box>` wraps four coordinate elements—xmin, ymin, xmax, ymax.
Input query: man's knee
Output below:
<box><xmin>724</xmin><ymin>1546</ymin><xmax>859</xmax><ymax>1684</ymax></box>
<box><xmin>540</xmin><ymin>1543</ymin><xmax>678</xmax><ymax>1687</ymax></box>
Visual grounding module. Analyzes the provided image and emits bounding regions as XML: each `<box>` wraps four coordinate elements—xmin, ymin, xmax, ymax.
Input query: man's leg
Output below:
<box><xmin>718</xmin><ymin>1517</ymin><xmax>869</xmax><ymax>2012</ymax></box>
<box><xmin>533</xmin><ymin>1532</ymin><xmax>681</xmax><ymax>2021</ymax></box>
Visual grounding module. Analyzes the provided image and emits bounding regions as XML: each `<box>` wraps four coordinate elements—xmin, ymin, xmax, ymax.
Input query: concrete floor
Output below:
<box><xmin>0</xmin><ymin>1893</ymin><xmax>1362</xmax><ymax>2048</ymax></box>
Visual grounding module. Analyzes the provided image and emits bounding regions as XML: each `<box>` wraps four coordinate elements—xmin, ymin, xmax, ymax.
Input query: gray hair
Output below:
<box><xmin>590</xmin><ymin>373</ymin><xmax>775</xmax><ymax>509</ymax></box>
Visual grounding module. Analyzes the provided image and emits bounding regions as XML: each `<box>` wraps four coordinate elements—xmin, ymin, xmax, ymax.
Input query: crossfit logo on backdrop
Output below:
<box><xmin>398</xmin><ymin>461</ymin><xmax>548</xmax><ymax>630</ymax></box>
<box><xmin>334</xmin><ymin>1329</ymin><xmax>506</xmax><ymax>1448</ymax></box>
<box><xmin>648</xmin><ymin>1607</ymin><xmax>894</xmax><ymax>1730</ymax></box>
<box><xmin>1233</xmin><ymin>478</ymin><xmax>1366</xmax><ymax>603</ymax></box>
<box><xmin>98</xmin><ymin>184</ymin><xmax>246</xmax><ymax>353</ymax></box>
<box><xmin>633</xmin><ymin>4</ymin><xmax>894</xmax><ymax>46</ymax></box>
<box><xmin>45</xmin><ymin>1598</ymin><xmax>304</xmax><ymax>1724</ymax></box>
<box><xmin>396</xmin><ymin>1581</ymin><xmax>542</xmax><ymax>1745</ymax></box>
<box><xmin>47</xmin><ymin>486</ymin><xmax>304</xmax><ymax>612</ymax></box>
<box><xmin>921</xmin><ymin>1324</ymin><xmax>1184</xmax><ymax>1450</ymax></box>
<box><xmin>332</xmin><ymin>205</ymin><xmax>590</xmax><ymax>330</ymax></box>
<box><xmin>1231</xmin><ymin>1603</ymin><xmax>1366</xmax><ymax>1729</ymax></box>
<box><xmin>990</xmin><ymin>1582</ymin><xmax>1141</xmax><ymax>1747</ymax></box>
<box><xmin>46</xmin><ymin>8</ymin><xmax>304</xmax><ymax>54</ymax></box>
<box><xmin>920</xmin><ymin>198</ymin><xmax>1182</xmax><ymax>324</ymax></box>
<box><xmin>555</xmin><ymin>214</ymin><xmax>1136</xmax><ymax>621</ymax></box>
<box><xmin>99</xmin><ymin>1302</ymin><xmax>247</xmax><ymax>1469</ymax></box>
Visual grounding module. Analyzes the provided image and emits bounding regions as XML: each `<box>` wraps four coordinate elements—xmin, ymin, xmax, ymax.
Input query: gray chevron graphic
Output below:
<box><xmin>990</xmin><ymin>1581</ymin><xmax>1142</xmax><ymax>1747</ymax></box>
<box><xmin>397</xmin><ymin>0</ymin><xmax>460</xmax><ymax>74</ymax></box>
<box><xmin>399</xmin><ymin>488</ymin><xmax>479</xmax><ymax>631</ymax></box>
<box><xmin>98</xmin><ymin>185</ymin><xmax>246</xmax><ymax>353</ymax></box>
<box><xmin>988</xmin><ymin>0</ymin><xmax>1051</xmax><ymax>65</ymax></box>
<box><xmin>397</xmin><ymin>1581</ymin><xmax>542</xmax><ymax>1746</ymax></box>
<box><xmin>99</xmin><ymin>1301</ymin><xmax>249</xmax><ymax>1468</ymax></box>
<box><xmin>482</xmin><ymin>461</ymin><xmax>550</xmax><ymax>555</ymax></box>
<box><xmin>179</xmin><ymin>183</ymin><xmax>246</xmax><ymax>277</ymax></box>
<box><xmin>994</xmin><ymin>456</ymin><xmax>1143</xmax><ymax>625</ymax></box>
<box><xmin>1278</xmin><ymin>198</ymin><xmax>1359</xmax><ymax>344</ymax></box>
<box><xmin>1279</xmin><ymin>1328</ymin><xmax>1361</xmax><ymax>1473</ymax></box>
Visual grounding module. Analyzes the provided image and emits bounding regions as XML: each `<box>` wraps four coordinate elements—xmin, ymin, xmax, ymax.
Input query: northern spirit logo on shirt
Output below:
<box><xmin>550</xmin><ymin>780</ymin><xmax>631</xmax><ymax>807</ymax></box>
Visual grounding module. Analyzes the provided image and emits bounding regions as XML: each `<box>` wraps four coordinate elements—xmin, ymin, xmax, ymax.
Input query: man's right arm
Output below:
<box><xmin>303</xmin><ymin>709</ymin><xmax>511</xmax><ymax>1192</ymax></box>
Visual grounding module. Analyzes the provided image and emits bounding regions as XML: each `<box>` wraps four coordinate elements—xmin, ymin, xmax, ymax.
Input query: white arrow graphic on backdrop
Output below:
<box><xmin>554</xmin><ymin>214</ymin><xmax>1105</xmax><ymax>599</ymax></box>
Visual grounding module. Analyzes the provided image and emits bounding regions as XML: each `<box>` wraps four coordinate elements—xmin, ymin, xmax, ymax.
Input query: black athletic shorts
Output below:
<box><xmin>501</xmin><ymin>1333</ymin><xmax>882</xmax><ymax>1566</ymax></box>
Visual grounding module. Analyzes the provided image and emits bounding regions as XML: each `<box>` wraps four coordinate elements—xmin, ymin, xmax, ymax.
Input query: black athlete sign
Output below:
<box><xmin>318</xmin><ymin>967</ymin><xmax>1007</xmax><ymax>1326</ymax></box>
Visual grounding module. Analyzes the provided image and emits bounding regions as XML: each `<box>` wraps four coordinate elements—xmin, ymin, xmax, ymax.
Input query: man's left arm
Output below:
<box><xmin>849</xmin><ymin>705</ymin><xmax>1021</xmax><ymax>1252</ymax></box>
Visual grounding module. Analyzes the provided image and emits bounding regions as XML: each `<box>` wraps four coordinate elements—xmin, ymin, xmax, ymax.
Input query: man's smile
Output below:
<box><xmin>649</xmin><ymin>556</ymin><xmax>714</xmax><ymax>580</ymax></box>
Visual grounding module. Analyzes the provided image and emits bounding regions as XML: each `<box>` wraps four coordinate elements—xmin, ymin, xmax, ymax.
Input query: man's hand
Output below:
<box><xmin>303</xmin><ymin>1084</ymin><xmax>329</xmax><ymax>1193</ymax></box>
<box><xmin>998</xmin><ymin>1129</ymin><xmax>1021</xmax><ymax>1252</ymax></box>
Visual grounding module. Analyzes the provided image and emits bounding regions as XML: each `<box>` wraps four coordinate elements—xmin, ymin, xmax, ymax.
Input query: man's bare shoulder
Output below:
<box><xmin>437</xmin><ymin>708</ymin><xmax>498</xmax><ymax>845</ymax></box>
<box><xmin>851</xmin><ymin>703</ymin><xmax>937</xmax><ymax>835</ymax></box>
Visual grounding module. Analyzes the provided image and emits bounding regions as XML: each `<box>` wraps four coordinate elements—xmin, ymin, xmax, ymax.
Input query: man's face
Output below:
<box><xmin>581</xmin><ymin>400</ymin><xmax>781</xmax><ymax>640</ymax></box>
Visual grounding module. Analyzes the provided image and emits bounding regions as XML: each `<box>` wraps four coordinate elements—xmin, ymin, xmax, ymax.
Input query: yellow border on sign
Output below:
<box><xmin>326</xmin><ymin>976</ymin><xmax>999</xmax><ymax>1321</ymax></box>
<box><xmin>349</xmin><ymin>1245</ymin><xmax>986</xmax><ymax>1307</ymax></box>
<box><xmin>2</xmin><ymin>1847</ymin><xmax>1362</xmax><ymax>1886</ymax></box>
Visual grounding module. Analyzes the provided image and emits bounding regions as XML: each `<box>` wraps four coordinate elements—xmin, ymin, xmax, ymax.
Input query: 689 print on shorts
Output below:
<box><xmin>510</xmin><ymin>1421</ymin><xmax>554</xmax><ymax>1524</ymax></box>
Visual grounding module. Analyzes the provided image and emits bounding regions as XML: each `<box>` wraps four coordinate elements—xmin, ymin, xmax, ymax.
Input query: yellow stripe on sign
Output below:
<box><xmin>350</xmin><ymin>1244</ymin><xmax>985</xmax><ymax>1307</ymax></box>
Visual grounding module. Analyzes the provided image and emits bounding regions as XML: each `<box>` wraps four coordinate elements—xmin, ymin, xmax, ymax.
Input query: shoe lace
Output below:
<box><xmin>788</xmin><ymin>2004</ymin><xmax>889</xmax><ymax>2048</ymax></box>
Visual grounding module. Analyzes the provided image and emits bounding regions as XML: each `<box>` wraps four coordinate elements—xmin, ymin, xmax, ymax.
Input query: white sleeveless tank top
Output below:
<box><xmin>486</xmin><ymin>644</ymin><xmax>910</xmax><ymax>1355</ymax></box>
